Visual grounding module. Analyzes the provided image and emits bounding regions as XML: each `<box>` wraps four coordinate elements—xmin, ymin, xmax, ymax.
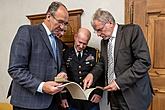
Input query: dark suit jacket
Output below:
<box><xmin>63</xmin><ymin>46</ymin><xmax>104</xmax><ymax>99</ymax></box>
<box><xmin>8</xmin><ymin>24</ymin><xmax>66</xmax><ymax>109</ymax></box>
<box><xmin>91</xmin><ymin>24</ymin><xmax>153</xmax><ymax>110</ymax></box>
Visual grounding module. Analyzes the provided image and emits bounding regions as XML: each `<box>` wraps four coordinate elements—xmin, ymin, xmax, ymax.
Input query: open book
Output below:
<box><xmin>57</xmin><ymin>81</ymin><xmax>102</xmax><ymax>100</ymax></box>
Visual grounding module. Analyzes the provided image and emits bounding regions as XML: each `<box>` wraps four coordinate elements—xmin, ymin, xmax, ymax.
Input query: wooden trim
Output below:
<box><xmin>68</xmin><ymin>9</ymin><xmax>83</xmax><ymax>15</ymax></box>
<box><xmin>26</xmin><ymin>9</ymin><xmax>83</xmax><ymax>22</ymax></box>
<box><xmin>125</xmin><ymin>0</ymin><xmax>129</xmax><ymax>23</ymax></box>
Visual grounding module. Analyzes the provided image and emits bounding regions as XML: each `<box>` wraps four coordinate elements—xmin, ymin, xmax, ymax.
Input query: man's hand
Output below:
<box><xmin>57</xmin><ymin>72</ymin><xmax>68</xmax><ymax>80</ymax></box>
<box><xmin>83</xmin><ymin>73</ymin><xmax>93</xmax><ymax>90</ymax></box>
<box><xmin>104</xmin><ymin>80</ymin><xmax>120</xmax><ymax>91</ymax></box>
<box><xmin>61</xmin><ymin>99</ymin><xmax>69</xmax><ymax>108</ymax></box>
<box><xmin>42</xmin><ymin>81</ymin><xmax>63</xmax><ymax>95</ymax></box>
<box><xmin>90</xmin><ymin>94</ymin><xmax>102</xmax><ymax>103</ymax></box>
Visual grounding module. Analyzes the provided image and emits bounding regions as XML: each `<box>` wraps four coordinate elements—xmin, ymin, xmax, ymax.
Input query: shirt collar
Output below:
<box><xmin>42</xmin><ymin>23</ymin><xmax>51</xmax><ymax>36</ymax></box>
<box><xmin>74</xmin><ymin>47</ymin><xmax>83</xmax><ymax>55</ymax></box>
<box><xmin>111</xmin><ymin>23</ymin><xmax>118</xmax><ymax>38</ymax></box>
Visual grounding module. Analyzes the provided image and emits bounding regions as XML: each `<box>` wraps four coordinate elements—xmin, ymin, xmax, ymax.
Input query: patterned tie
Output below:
<box><xmin>50</xmin><ymin>34</ymin><xmax>57</xmax><ymax>62</ymax></box>
<box><xmin>107</xmin><ymin>37</ymin><xmax>115</xmax><ymax>84</ymax></box>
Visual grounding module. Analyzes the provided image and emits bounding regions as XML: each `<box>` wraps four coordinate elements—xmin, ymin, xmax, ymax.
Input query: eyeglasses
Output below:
<box><xmin>94</xmin><ymin>22</ymin><xmax>107</xmax><ymax>34</ymax></box>
<box><xmin>51</xmin><ymin>15</ymin><xmax>68</xmax><ymax>27</ymax></box>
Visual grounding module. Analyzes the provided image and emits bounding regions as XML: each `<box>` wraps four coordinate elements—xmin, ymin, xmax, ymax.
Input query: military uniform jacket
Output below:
<box><xmin>63</xmin><ymin>46</ymin><xmax>104</xmax><ymax>98</ymax></box>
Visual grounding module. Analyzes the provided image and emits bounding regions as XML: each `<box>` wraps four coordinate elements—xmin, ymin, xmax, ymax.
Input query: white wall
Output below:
<box><xmin>0</xmin><ymin>0</ymin><xmax>124</xmax><ymax>106</ymax></box>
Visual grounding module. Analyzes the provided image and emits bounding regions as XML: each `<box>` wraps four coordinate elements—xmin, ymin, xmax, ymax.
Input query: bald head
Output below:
<box><xmin>74</xmin><ymin>28</ymin><xmax>91</xmax><ymax>52</ymax></box>
<box><xmin>77</xmin><ymin>28</ymin><xmax>91</xmax><ymax>41</ymax></box>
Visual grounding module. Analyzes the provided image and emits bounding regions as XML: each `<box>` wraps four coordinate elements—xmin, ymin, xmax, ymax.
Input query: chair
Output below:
<box><xmin>0</xmin><ymin>103</ymin><xmax>12</xmax><ymax>110</ymax></box>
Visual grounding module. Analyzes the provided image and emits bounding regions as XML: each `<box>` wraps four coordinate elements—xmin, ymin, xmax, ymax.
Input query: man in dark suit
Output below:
<box><xmin>60</xmin><ymin>28</ymin><xmax>104</xmax><ymax>110</ymax></box>
<box><xmin>83</xmin><ymin>8</ymin><xmax>154</xmax><ymax>110</ymax></box>
<box><xmin>8</xmin><ymin>2</ymin><xmax>69</xmax><ymax>110</ymax></box>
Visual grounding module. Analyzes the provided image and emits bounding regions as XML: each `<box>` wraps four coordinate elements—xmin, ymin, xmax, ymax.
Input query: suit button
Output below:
<box><xmin>79</xmin><ymin>66</ymin><xmax>81</xmax><ymax>68</ymax></box>
<box><xmin>79</xmin><ymin>77</ymin><xmax>82</xmax><ymax>79</ymax></box>
<box><xmin>80</xmin><ymin>82</ymin><xmax>82</xmax><ymax>85</ymax></box>
<box><xmin>79</xmin><ymin>71</ymin><xmax>81</xmax><ymax>74</ymax></box>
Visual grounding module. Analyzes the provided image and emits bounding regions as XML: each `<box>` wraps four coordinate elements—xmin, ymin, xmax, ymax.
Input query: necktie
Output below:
<box><xmin>107</xmin><ymin>37</ymin><xmax>115</xmax><ymax>84</ymax></box>
<box><xmin>78</xmin><ymin>52</ymin><xmax>81</xmax><ymax>60</ymax></box>
<box><xmin>50</xmin><ymin>34</ymin><xmax>57</xmax><ymax>62</ymax></box>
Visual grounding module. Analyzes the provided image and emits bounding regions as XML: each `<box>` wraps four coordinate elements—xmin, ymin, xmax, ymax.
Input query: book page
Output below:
<box><xmin>58</xmin><ymin>82</ymin><xmax>97</xmax><ymax>100</ymax></box>
<box><xmin>83</xmin><ymin>88</ymin><xmax>96</xmax><ymax>100</ymax></box>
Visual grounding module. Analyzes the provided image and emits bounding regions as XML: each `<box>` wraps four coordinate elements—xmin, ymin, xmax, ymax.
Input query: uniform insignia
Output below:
<box><xmin>86</xmin><ymin>62</ymin><xmax>90</xmax><ymax>64</ymax></box>
<box><xmin>68</xmin><ymin>57</ymin><xmax>72</xmax><ymax>60</ymax></box>
<box><xmin>67</xmin><ymin>59</ymin><xmax>70</xmax><ymax>62</ymax></box>
<box><xmin>67</xmin><ymin>57</ymin><xmax>72</xmax><ymax>62</ymax></box>
<box><xmin>85</xmin><ymin>54</ymin><xmax>94</xmax><ymax>61</ymax></box>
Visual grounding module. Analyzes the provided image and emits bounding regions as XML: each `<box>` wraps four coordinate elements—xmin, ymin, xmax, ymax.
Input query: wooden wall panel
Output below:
<box><xmin>147</xmin><ymin>0</ymin><xmax>165</xmax><ymax>11</ymax></box>
<box><xmin>151</xmin><ymin>92</ymin><xmax>165</xmax><ymax>110</ymax></box>
<box><xmin>125</xmin><ymin>0</ymin><xmax>165</xmax><ymax>109</ymax></box>
<box><xmin>154</xmin><ymin>20</ymin><xmax>165</xmax><ymax>68</ymax></box>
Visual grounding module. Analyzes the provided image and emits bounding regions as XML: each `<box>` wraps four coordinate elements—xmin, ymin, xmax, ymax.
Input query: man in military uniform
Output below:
<box><xmin>61</xmin><ymin>28</ymin><xmax>104</xmax><ymax>110</ymax></box>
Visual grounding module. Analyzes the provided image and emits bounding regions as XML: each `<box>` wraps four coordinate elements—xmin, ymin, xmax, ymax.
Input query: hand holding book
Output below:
<box><xmin>54</xmin><ymin>77</ymin><xmax>104</xmax><ymax>100</ymax></box>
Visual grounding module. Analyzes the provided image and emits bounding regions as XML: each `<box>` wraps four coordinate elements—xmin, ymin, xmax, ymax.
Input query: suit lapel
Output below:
<box><xmin>102</xmin><ymin>39</ymin><xmax>109</xmax><ymax>85</ymax></box>
<box><xmin>70</xmin><ymin>48</ymin><xmax>79</xmax><ymax>62</ymax></box>
<box><xmin>38</xmin><ymin>24</ymin><xmax>54</xmax><ymax>57</ymax></box>
<box><xmin>69</xmin><ymin>47</ymin><xmax>82</xmax><ymax>62</ymax></box>
<box><xmin>114</xmin><ymin>25</ymin><xmax>123</xmax><ymax>65</ymax></box>
<box><xmin>55</xmin><ymin>37</ymin><xmax>61</xmax><ymax>68</ymax></box>
<box><xmin>81</xmin><ymin>49</ymin><xmax>89</xmax><ymax>62</ymax></box>
<box><xmin>102</xmin><ymin>39</ymin><xmax>109</xmax><ymax>70</ymax></box>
